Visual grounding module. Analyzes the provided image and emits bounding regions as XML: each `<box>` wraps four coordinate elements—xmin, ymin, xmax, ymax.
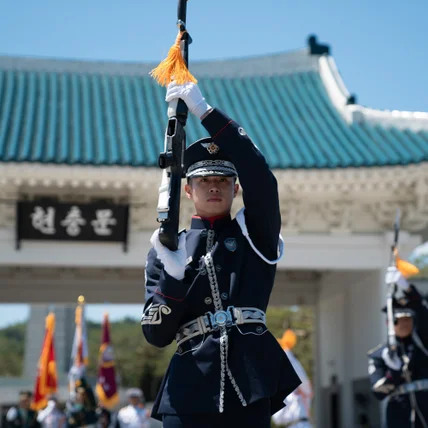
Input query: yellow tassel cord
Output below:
<box><xmin>150</xmin><ymin>30</ymin><xmax>197</xmax><ymax>87</ymax></box>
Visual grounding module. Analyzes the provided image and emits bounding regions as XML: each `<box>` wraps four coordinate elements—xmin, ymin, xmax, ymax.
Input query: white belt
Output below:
<box><xmin>175</xmin><ymin>306</ymin><xmax>266</xmax><ymax>346</ymax></box>
<box><xmin>389</xmin><ymin>379</ymin><xmax>428</xmax><ymax>398</ymax></box>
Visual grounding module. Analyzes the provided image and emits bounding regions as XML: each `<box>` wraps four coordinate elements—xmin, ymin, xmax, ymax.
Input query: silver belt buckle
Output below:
<box><xmin>214</xmin><ymin>311</ymin><xmax>228</xmax><ymax>327</ymax></box>
<box><xmin>210</xmin><ymin>306</ymin><xmax>235</xmax><ymax>329</ymax></box>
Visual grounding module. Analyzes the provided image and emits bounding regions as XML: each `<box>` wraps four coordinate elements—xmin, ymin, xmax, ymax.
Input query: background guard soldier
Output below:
<box><xmin>5</xmin><ymin>391</ymin><xmax>40</xmax><ymax>428</ymax></box>
<box><xmin>368</xmin><ymin>266</ymin><xmax>428</xmax><ymax>428</ymax></box>
<box><xmin>272</xmin><ymin>329</ymin><xmax>313</xmax><ymax>428</ymax></box>
<box><xmin>65</xmin><ymin>379</ymin><xmax>97</xmax><ymax>428</ymax></box>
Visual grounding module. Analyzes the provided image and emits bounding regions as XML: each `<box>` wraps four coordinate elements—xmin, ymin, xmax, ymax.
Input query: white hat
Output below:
<box><xmin>126</xmin><ymin>388</ymin><xmax>143</xmax><ymax>399</ymax></box>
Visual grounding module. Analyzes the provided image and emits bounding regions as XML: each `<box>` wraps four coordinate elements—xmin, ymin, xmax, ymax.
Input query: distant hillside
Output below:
<box><xmin>0</xmin><ymin>322</ymin><xmax>26</xmax><ymax>376</ymax></box>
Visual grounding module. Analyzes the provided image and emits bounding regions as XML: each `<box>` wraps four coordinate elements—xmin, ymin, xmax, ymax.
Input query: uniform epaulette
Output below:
<box><xmin>367</xmin><ymin>343</ymin><xmax>383</xmax><ymax>355</ymax></box>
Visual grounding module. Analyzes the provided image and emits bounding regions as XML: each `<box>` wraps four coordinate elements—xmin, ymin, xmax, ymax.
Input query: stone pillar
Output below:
<box><xmin>54</xmin><ymin>305</ymin><xmax>75</xmax><ymax>375</ymax></box>
<box><xmin>23</xmin><ymin>305</ymin><xmax>47</xmax><ymax>379</ymax></box>
<box><xmin>23</xmin><ymin>304</ymin><xmax>75</xmax><ymax>380</ymax></box>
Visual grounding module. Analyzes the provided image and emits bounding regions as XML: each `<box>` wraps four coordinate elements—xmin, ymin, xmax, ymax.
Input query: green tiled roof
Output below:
<box><xmin>0</xmin><ymin>53</ymin><xmax>427</xmax><ymax>169</ymax></box>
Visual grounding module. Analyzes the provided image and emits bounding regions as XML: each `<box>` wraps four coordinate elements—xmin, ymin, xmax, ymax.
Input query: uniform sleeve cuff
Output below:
<box><xmin>156</xmin><ymin>271</ymin><xmax>189</xmax><ymax>302</ymax></box>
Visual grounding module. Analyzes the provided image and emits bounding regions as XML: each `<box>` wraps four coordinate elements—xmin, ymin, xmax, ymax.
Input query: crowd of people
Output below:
<box><xmin>5</xmin><ymin>387</ymin><xmax>150</xmax><ymax>428</ymax></box>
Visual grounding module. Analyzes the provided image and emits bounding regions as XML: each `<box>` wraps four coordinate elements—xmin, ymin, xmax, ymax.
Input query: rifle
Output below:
<box><xmin>156</xmin><ymin>0</ymin><xmax>192</xmax><ymax>250</ymax></box>
<box><xmin>386</xmin><ymin>208</ymin><xmax>400</xmax><ymax>357</ymax></box>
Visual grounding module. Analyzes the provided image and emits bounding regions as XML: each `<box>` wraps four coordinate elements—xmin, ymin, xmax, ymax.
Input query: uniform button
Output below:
<box><xmin>204</xmin><ymin>297</ymin><xmax>212</xmax><ymax>305</ymax></box>
<box><xmin>221</xmin><ymin>292</ymin><xmax>228</xmax><ymax>300</ymax></box>
<box><xmin>177</xmin><ymin>347</ymin><xmax>183</xmax><ymax>354</ymax></box>
<box><xmin>200</xmin><ymin>268</ymin><xmax>207</xmax><ymax>276</ymax></box>
<box><xmin>256</xmin><ymin>326</ymin><xmax>264</xmax><ymax>334</ymax></box>
<box><xmin>216</xmin><ymin>265</ymin><xmax>222</xmax><ymax>272</ymax></box>
<box><xmin>200</xmin><ymin>230</ymin><xmax>207</xmax><ymax>237</ymax></box>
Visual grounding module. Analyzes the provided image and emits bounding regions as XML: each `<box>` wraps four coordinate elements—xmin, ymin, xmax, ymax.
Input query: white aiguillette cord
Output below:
<box><xmin>235</xmin><ymin>208</ymin><xmax>284</xmax><ymax>264</ymax></box>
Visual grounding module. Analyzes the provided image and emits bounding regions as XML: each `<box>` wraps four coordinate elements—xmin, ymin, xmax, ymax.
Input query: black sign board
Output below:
<box><xmin>16</xmin><ymin>201</ymin><xmax>129</xmax><ymax>251</ymax></box>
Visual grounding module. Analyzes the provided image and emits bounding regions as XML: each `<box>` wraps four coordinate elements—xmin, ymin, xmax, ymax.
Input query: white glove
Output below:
<box><xmin>37</xmin><ymin>401</ymin><xmax>56</xmax><ymax>423</ymax></box>
<box><xmin>150</xmin><ymin>229</ymin><xmax>187</xmax><ymax>280</ymax></box>
<box><xmin>385</xmin><ymin>266</ymin><xmax>409</xmax><ymax>290</ymax></box>
<box><xmin>165</xmin><ymin>82</ymin><xmax>211</xmax><ymax>119</ymax></box>
<box><xmin>382</xmin><ymin>347</ymin><xmax>402</xmax><ymax>371</ymax></box>
<box><xmin>6</xmin><ymin>408</ymin><xmax>18</xmax><ymax>421</ymax></box>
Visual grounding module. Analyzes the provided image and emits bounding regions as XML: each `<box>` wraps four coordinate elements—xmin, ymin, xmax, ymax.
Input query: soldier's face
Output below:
<box><xmin>129</xmin><ymin>397</ymin><xmax>140</xmax><ymax>406</ymax></box>
<box><xmin>19</xmin><ymin>395</ymin><xmax>31</xmax><ymax>409</ymax></box>
<box><xmin>394</xmin><ymin>316</ymin><xmax>413</xmax><ymax>338</ymax></box>
<box><xmin>76</xmin><ymin>391</ymin><xmax>85</xmax><ymax>404</ymax></box>
<box><xmin>185</xmin><ymin>176</ymin><xmax>239</xmax><ymax>218</ymax></box>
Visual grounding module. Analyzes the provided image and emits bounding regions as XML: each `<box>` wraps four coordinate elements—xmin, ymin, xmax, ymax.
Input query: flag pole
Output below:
<box><xmin>69</xmin><ymin>295</ymin><xmax>89</xmax><ymax>401</ymax></box>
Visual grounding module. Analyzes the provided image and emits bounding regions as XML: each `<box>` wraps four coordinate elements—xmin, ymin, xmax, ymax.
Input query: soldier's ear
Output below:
<box><xmin>184</xmin><ymin>183</ymin><xmax>193</xmax><ymax>200</ymax></box>
<box><xmin>233</xmin><ymin>183</ymin><xmax>239</xmax><ymax>197</ymax></box>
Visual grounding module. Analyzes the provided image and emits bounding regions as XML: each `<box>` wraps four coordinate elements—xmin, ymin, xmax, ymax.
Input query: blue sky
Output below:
<box><xmin>0</xmin><ymin>0</ymin><xmax>427</xmax><ymax>111</ymax></box>
<box><xmin>0</xmin><ymin>1</ymin><xmax>427</xmax><ymax>327</ymax></box>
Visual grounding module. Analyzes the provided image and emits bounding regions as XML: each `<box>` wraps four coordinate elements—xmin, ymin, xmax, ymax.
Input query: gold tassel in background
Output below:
<box><xmin>150</xmin><ymin>29</ymin><xmax>197</xmax><ymax>87</ymax></box>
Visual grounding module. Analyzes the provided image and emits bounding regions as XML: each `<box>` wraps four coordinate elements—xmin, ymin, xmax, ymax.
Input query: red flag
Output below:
<box><xmin>96</xmin><ymin>313</ymin><xmax>119</xmax><ymax>408</ymax></box>
<box><xmin>32</xmin><ymin>312</ymin><xmax>58</xmax><ymax>410</ymax></box>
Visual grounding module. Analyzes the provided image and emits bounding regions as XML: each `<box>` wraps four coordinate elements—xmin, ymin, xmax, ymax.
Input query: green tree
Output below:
<box><xmin>0</xmin><ymin>322</ymin><xmax>26</xmax><ymax>376</ymax></box>
<box><xmin>266</xmin><ymin>306</ymin><xmax>315</xmax><ymax>382</ymax></box>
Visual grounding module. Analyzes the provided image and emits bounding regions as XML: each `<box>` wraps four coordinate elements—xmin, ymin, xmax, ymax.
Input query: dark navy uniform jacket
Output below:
<box><xmin>368</xmin><ymin>285</ymin><xmax>428</xmax><ymax>428</ymax></box>
<box><xmin>142</xmin><ymin>108</ymin><xmax>301</xmax><ymax>420</ymax></box>
<box><xmin>5</xmin><ymin>408</ymin><xmax>40</xmax><ymax>428</ymax></box>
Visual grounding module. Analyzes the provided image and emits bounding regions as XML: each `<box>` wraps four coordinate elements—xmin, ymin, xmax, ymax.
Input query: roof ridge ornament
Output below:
<box><xmin>307</xmin><ymin>34</ymin><xmax>330</xmax><ymax>56</ymax></box>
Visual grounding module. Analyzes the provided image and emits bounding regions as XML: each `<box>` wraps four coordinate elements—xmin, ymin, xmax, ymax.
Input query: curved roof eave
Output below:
<box><xmin>0</xmin><ymin>49</ymin><xmax>427</xmax><ymax>169</ymax></box>
<box><xmin>319</xmin><ymin>55</ymin><xmax>428</xmax><ymax>132</ymax></box>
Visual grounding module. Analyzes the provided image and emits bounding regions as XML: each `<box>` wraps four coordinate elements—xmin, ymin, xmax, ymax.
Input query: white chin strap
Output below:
<box><xmin>236</xmin><ymin>208</ymin><xmax>284</xmax><ymax>265</ymax></box>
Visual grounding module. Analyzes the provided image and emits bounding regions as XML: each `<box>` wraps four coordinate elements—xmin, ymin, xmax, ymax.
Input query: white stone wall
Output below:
<box><xmin>318</xmin><ymin>276</ymin><xmax>346</xmax><ymax>389</ymax></box>
<box><xmin>0</xmin><ymin>228</ymin><xmax>418</xmax><ymax>271</ymax></box>
<box><xmin>347</xmin><ymin>271</ymin><xmax>385</xmax><ymax>379</ymax></box>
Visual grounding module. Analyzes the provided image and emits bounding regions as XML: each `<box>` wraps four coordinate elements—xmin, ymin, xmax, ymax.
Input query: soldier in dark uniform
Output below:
<box><xmin>5</xmin><ymin>391</ymin><xmax>40</xmax><ymax>428</ymax></box>
<box><xmin>66</xmin><ymin>381</ymin><xmax>98</xmax><ymax>428</ymax></box>
<box><xmin>141</xmin><ymin>81</ymin><xmax>301</xmax><ymax>427</ymax></box>
<box><xmin>368</xmin><ymin>266</ymin><xmax>428</xmax><ymax>428</ymax></box>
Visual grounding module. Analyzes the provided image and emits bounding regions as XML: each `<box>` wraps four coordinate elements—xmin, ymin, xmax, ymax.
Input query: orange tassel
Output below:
<box><xmin>396</xmin><ymin>254</ymin><xmax>420</xmax><ymax>278</ymax></box>
<box><xmin>150</xmin><ymin>30</ymin><xmax>197</xmax><ymax>87</ymax></box>
<box><xmin>277</xmin><ymin>329</ymin><xmax>297</xmax><ymax>351</ymax></box>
